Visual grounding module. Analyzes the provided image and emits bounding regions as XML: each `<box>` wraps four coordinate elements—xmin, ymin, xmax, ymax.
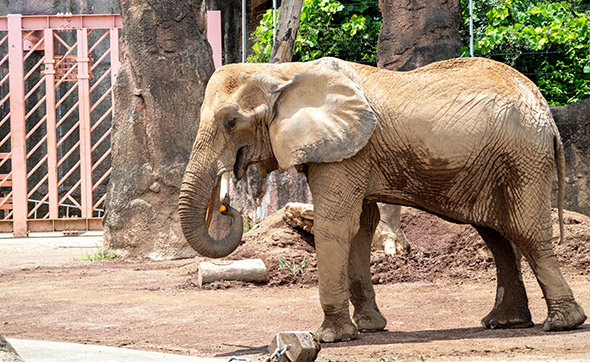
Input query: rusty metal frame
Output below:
<box><xmin>0</xmin><ymin>13</ymin><xmax>221</xmax><ymax>236</ymax></box>
<box><xmin>0</xmin><ymin>14</ymin><xmax>122</xmax><ymax>236</ymax></box>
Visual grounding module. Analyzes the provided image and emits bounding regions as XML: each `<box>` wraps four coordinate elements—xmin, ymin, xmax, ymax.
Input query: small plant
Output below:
<box><xmin>82</xmin><ymin>250</ymin><xmax>117</xmax><ymax>261</ymax></box>
<box><xmin>278</xmin><ymin>256</ymin><xmax>307</xmax><ymax>275</ymax></box>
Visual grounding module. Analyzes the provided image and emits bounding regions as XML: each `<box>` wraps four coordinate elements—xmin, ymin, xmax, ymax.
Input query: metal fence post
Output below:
<box><xmin>44</xmin><ymin>28</ymin><xmax>59</xmax><ymax>219</ymax></box>
<box><xmin>7</xmin><ymin>14</ymin><xmax>28</xmax><ymax>237</ymax></box>
<box><xmin>77</xmin><ymin>28</ymin><xmax>93</xmax><ymax>218</ymax></box>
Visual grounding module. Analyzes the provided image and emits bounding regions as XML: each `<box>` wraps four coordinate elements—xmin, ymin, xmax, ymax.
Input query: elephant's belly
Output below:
<box><xmin>370</xmin><ymin>153</ymin><xmax>498</xmax><ymax>224</ymax></box>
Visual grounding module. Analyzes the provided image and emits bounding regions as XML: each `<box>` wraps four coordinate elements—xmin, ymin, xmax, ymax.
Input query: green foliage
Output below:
<box><xmin>248</xmin><ymin>0</ymin><xmax>382</xmax><ymax>63</ymax></box>
<box><xmin>462</xmin><ymin>0</ymin><xmax>590</xmax><ymax>105</ymax></box>
<box><xmin>81</xmin><ymin>249</ymin><xmax>117</xmax><ymax>261</ymax></box>
<box><xmin>278</xmin><ymin>256</ymin><xmax>308</xmax><ymax>275</ymax></box>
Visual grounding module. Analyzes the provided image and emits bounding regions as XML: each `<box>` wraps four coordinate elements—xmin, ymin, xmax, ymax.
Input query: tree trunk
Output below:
<box><xmin>269</xmin><ymin>0</ymin><xmax>304</xmax><ymax>63</ymax></box>
<box><xmin>198</xmin><ymin>259</ymin><xmax>268</xmax><ymax>286</ymax></box>
<box><xmin>551</xmin><ymin>99</ymin><xmax>590</xmax><ymax>215</ymax></box>
<box><xmin>103</xmin><ymin>0</ymin><xmax>215</xmax><ymax>259</ymax></box>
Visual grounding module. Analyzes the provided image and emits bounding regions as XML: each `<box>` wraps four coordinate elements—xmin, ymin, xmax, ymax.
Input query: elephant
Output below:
<box><xmin>179</xmin><ymin>57</ymin><xmax>587</xmax><ymax>343</ymax></box>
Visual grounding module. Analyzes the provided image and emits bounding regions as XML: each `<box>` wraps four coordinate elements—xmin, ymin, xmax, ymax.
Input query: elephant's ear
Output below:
<box><xmin>256</xmin><ymin>69</ymin><xmax>377</xmax><ymax>171</ymax></box>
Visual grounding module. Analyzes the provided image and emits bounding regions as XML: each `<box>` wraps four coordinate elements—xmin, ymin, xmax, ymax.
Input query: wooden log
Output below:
<box><xmin>198</xmin><ymin>259</ymin><xmax>267</xmax><ymax>286</ymax></box>
<box><xmin>269</xmin><ymin>0</ymin><xmax>304</xmax><ymax>64</ymax></box>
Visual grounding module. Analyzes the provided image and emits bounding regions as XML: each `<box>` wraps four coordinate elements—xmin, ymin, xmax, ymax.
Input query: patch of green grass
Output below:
<box><xmin>81</xmin><ymin>250</ymin><xmax>117</xmax><ymax>261</ymax></box>
<box><xmin>278</xmin><ymin>256</ymin><xmax>307</xmax><ymax>276</ymax></box>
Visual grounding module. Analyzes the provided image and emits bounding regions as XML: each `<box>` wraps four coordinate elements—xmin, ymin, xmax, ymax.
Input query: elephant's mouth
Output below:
<box><xmin>234</xmin><ymin>146</ymin><xmax>250</xmax><ymax>180</ymax></box>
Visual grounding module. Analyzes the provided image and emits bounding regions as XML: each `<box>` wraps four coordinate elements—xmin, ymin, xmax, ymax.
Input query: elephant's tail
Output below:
<box><xmin>554</xmin><ymin>134</ymin><xmax>565</xmax><ymax>244</ymax></box>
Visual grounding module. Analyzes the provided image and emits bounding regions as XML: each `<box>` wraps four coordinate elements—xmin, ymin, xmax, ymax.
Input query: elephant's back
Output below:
<box><xmin>366</xmin><ymin>57</ymin><xmax>558</xmax><ymax>221</ymax></box>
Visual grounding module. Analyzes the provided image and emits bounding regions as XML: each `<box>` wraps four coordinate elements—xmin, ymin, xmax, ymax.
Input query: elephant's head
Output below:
<box><xmin>179</xmin><ymin>58</ymin><xmax>377</xmax><ymax>258</ymax></box>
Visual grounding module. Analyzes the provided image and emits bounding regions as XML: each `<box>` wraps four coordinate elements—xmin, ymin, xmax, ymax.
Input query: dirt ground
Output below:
<box><xmin>1</xmin><ymin>207</ymin><xmax>589</xmax><ymax>362</ymax></box>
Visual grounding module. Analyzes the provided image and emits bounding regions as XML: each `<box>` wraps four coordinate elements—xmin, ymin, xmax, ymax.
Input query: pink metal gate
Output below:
<box><xmin>0</xmin><ymin>14</ymin><xmax>121</xmax><ymax>236</ymax></box>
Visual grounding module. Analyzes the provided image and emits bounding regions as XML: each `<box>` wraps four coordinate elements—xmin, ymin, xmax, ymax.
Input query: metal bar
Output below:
<box><xmin>53</xmin><ymin>32</ymin><xmax>73</xmax><ymax>51</ymax></box>
<box><xmin>92</xmin><ymin>167</ymin><xmax>111</xmax><ymax>192</ymax></box>
<box><xmin>469</xmin><ymin>0</ymin><xmax>474</xmax><ymax>57</ymax></box>
<box><xmin>88</xmin><ymin>29</ymin><xmax>110</xmax><ymax>55</ymax></box>
<box><xmin>57</xmin><ymin>141</ymin><xmax>80</xmax><ymax>168</ymax></box>
<box><xmin>55</xmin><ymin>101</ymin><xmax>80</xmax><ymax>130</ymax></box>
<box><xmin>24</xmin><ymin>95</ymin><xmax>47</xmax><ymax>122</ymax></box>
<box><xmin>54</xmin><ymin>62</ymin><xmax>78</xmax><ymax>88</ymax></box>
<box><xmin>26</xmin><ymin>173</ymin><xmax>48</xmax><ymax>199</ymax></box>
<box><xmin>56</xmin><ymin>121</ymin><xmax>80</xmax><ymax>148</ymax></box>
<box><xmin>89</xmin><ymin>49</ymin><xmax>110</xmax><ymax>75</ymax></box>
<box><xmin>90</xmin><ymin>106</ymin><xmax>112</xmax><ymax>132</ymax></box>
<box><xmin>272</xmin><ymin>0</ymin><xmax>277</xmax><ymax>46</ymax></box>
<box><xmin>8</xmin><ymin>15</ymin><xmax>28</xmax><ymax>236</ymax></box>
<box><xmin>206</xmin><ymin>11</ymin><xmax>222</xmax><ymax>69</ymax></box>
<box><xmin>90</xmin><ymin>128</ymin><xmax>111</xmax><ymax>153</ymax></box>
<box><xmin>77</xmin><ymin>28</ymin><xmax>93</xmax><ymax>219</ymax></box>
<box><xmin>0</xmin><ymin>73</ymin><xmax>10</xmax><ymax>88</ymax></box>
<box><xmin>24</xmin><ymin>56</ymin><xmax>45</xmax><ymax>81</ymax></box>
<box><xmin>242</xmin><ymin>0</ymin><xmax>246</xmax><ymax>62</ymax></box>
<box><xmin>44</xmin><ymin>28</ymin><xmax>59</xmax><ymax>219</ymax></box>
<box><xmin>59</xmin><ymin>181</ymin><xmax>82</xmax><ymax>208</ymax></box>
<box><xmin>55</xmin><ymin>83</ymin><xmax>78</xmax><ymax>109</ymax></box>
<box><xmin>92</xmin><ymin>192</ymin><xmax>107</xmax><ymax>211</ymax></box>
<box><xmin>0</xmin><ymin>152</ymin><xmax>11</xmax><ymax>168</ymax></box>
<box><xmin>90</xmin><ymin>147</ymin><xmax>111</xmax><ymax>172</ymax></box>
<box><xmin>25</xmin><ymin>112</ymin><xmax>47</xmax><ymax>139</ymax></box>
<box><xmin>57</xmin><ymin>159</ymin><xmax>80</xmax><ymax>186</ymax></box>
<box><xmin>0</xmin><ymin>132</ymin><xmax>11</xmax><ymax>150</ymax></box>
<box><xmin>27</xmin><ymin>189</ymin><xmax>49</xmax><ymax>215</ymax></box>
<box><xmin>0</xmin><ymin>110</ymin><xmax>10</xmax><ymax>126</ymax></box>
<box><xmin>0</xmin><ymin>53</ymin><xmax>9</xmax><ymax>68</ymax></box>
<box><xmin>25</xmin><ymin>135</ymin><xmax>47</xmax><ymax>160</ymax></box>
<box><xmin>89</xmin><ymin>88</ymin><xmax>111</xmax><ymax>113</ymax></box>
<box><xmin>110</xmin><ymin>28</ymin><xmax>120</xmax><ymax>84</ymax></box>
<box><xmin>26</xmin><ymin>154</ymin><xmax>48</xmax><ymax>179</ymax></box>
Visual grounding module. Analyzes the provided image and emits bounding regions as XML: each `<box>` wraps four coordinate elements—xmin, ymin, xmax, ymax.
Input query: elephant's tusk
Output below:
<box><xmin>219</xmin><ymin>172</ymin><xmax>230</xmax><ymax>203</ymax></box>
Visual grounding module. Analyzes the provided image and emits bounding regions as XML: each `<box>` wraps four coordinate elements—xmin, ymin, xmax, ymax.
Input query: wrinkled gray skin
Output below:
<box><xmin>179</xmin><ymin>57</ymin><xmax>586</xmax><ymax>343</ymax></box>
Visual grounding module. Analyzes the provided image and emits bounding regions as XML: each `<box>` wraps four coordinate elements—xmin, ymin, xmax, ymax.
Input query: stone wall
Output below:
<box><xmin>552</xmin><ymin>100</ymin><xmax>590</xmax><ymax>216</ymax></box>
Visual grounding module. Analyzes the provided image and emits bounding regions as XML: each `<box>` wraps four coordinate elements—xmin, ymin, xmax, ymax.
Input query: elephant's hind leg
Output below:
<box><xmin>349</xmin><ymin>201</ymin><xmax>387</xmax><ymax>332</ymax></box>
<box><xmin>521</xmin><ymin>244</ymin><xmax>586</xmax><ymax>331</ymax></box>
<box><xmin>474</xmin><ymin>226</ymin><xmax>533</xmax><ymax>329</ymax></box>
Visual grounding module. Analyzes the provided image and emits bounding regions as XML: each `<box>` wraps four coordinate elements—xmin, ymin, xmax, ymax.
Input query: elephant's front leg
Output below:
<box><xmin>349</xmin><ymin>201</ymin><xmax>387</xmax><ymax>332</ymax></box>
<box><xmin>308</xmin><ymin>162</ymin><xmax>369</xmax><ymax>343</ymax></box>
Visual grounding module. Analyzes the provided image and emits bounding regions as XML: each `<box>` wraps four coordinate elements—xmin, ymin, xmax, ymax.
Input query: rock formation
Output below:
<box><xmin>551</xmin><ymin>99</ymin><xmax>590</xmax><ymax>216</ymax></box>
<box><xmin>377</xmin><ymin>0</ymin><xmax>462</xmax><ymax>70</ymax></box>
<box><xmin>103</xmin><ymin>0</ymin><xmax>215</xmax><ymax>259</ymax></box>
<box><xmin>0</xmin><ymin>335</ymin><xmax>24</xmax><ymax>362</ymax></box>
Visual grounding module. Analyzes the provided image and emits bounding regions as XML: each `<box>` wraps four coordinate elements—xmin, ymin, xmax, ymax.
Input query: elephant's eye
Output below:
<box><xmin>224</xmin><ymin>117</ymin><xmax>237</xmax><ymax>132</ymax></box>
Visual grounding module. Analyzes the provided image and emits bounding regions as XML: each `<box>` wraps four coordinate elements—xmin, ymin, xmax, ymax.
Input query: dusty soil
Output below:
<box><xmin>1</xmin><ymin>208</ymin><xmax>589</xmax><ymax>361</ymax></box>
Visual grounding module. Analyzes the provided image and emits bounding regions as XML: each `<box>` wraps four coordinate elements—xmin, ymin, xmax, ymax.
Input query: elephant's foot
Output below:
<box><xmin>482</xmin><ymin>304</ymin><xmax>533</xmax><ymax>329</ymax></box>
<box><xmin>353</xmin><ymin>308</ymin><xmax>387</xmax><ymax>332</ymax></box>
<box><xmin>543</xmin><ymin>297</ymin><xmax>587</xmax><ymax>331</ymax></box>
<box><xmin>316</xmin><ymin>315</ymin><xmax>358</xmax><ymax>343</ymax></box>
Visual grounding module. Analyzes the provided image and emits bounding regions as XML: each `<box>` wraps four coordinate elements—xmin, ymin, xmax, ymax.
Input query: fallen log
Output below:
<box><xmin>198</xmin><ymin>259</ymin><xmax>268</xmax><ymax>286</ymax></box>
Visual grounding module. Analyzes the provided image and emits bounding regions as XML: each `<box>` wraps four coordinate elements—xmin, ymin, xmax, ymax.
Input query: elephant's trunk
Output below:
<box><xmin>179</xmin><ymin>150</ymin><xmax>244</xmax><ymax>259</ymax></box>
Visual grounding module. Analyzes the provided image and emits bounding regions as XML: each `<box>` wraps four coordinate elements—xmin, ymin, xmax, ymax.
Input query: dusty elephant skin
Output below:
<box><xmin>178</xmin><ymin>57</ymin><xmax>587</xmax><ymax>343</ymax></box>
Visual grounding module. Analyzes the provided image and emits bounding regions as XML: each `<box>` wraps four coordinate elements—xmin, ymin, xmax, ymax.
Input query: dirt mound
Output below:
<box><xmin>225</xmin><ymin>207</ymin><xmax>590</xmax><ymax>287</ymax></box>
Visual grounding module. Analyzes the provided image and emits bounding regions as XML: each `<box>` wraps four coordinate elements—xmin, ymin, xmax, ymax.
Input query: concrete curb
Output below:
<box><xmin>7</xmin><ymin>339</ymin><xmax>226</xmax><ymax>362</ymax></box>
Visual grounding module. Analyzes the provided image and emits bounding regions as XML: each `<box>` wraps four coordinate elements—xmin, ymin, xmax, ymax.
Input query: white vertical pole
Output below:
<box><xmin>242</xmin><ymin>0</ymin><xmax>246</xmax><ymax>62</ymax></box>
<box><xmin>272</xmin><ymin>0</ymin><xmax>277</xmax><ymax>47</ymax></box>
<box><xmin>469</xmin><ymin>0</ymin><xmax>474</xmax><ymax>57</ymax></box>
